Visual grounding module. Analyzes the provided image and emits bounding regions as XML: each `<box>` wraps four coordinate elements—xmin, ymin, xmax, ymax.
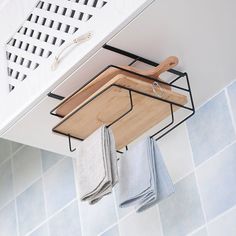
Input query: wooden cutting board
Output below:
<box><xmin>53</xmin><ymin>74</ymin><xmax>187</xmax><ymax>149</ymax></box>
<box><xmin>55</xmin><ymin>56</ymin><xmax>178</xmax><ymax>117</ymax></box>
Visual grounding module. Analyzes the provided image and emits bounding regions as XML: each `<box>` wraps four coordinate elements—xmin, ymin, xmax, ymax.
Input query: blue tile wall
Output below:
<box><xmin>196</xmin><ymin>143</ymin><xmax>236</xmax><ymax>221</ymax></box>
<box><xmin>101</xmin><ymin>225</ymin><xmax>119</xmax><ymax>236</ymax></box>
<box><xmin>0</xmin><ymin>80</ymin><xmax>236</xmax><ymax>236</ymax></box>
<box><xmin>0</xmin><ymin>160</ymin><xmax>13</xmax><ymax>208</ymax></box>
<box><xmin>79</xmin><ymin>193</ymin><xmax>117</xmax><ymax>236</ymax></box>
<box><xmin>16</xmin><ymin>179</ymin><xmax>46</xmax><ymax>236</ymax></box>
<box><xmin>187</xmin><ymin>91</ymin><xmax>235</xmax><ymax>166</ymax></box>
<box><xmin>44</xmin><ymin>158</ymin><xmax>76</xmax><ymax>216</ymax></box>
<box><xmin>227</xmin><ymin>81</ymin><xmax>236</xmax><ymax>122</ymax></box>
<box><xmin>208</xmin><ymin>207</ymin><xmax>236</xmax><ymax>236</ymax></box>
<box><xmin>49</xmin><ymin>201</ymin><xmax>81</xmax><ymax>236</ymax></box>
<box><xmin>191</xmin><ymin>228</ymin><xmax>208</xmax><ymax>236</ymax></box>
<box><xmin>13</xmin><ymin>146</ymin><xmax>42</xmax><ymax>195</ymax></box>
<box><xmin>0</xmin><ymin>138</ymin><xmax>12</xmax><ymax>164</ymax></box>
<box><xmin>11</xmin><ymin>141</ymin><xmax>23</xmax><ymax>154</ymax></box>
<box><xmin>29</xmin><ymin>224</ymin><xmax>49</xmax><ymax>236</ymax></box>
<box><xmin>41</xmin><ymin>150</ymin><xmax>64</xmax><ymax>173</ymax></box>
<box><xmin>0</xmin><ymin>201</ymin><xmax>17</xmax><ymax>236</ymax></box>
<box><xmin>159</xmin><ymin>173</ymin><xmax>205</xmax><ymax>236</ymax></box>
<box><xmin>118</xmin><ymin>206</ymin><xmax>162</xmax><ymax>236</ymax></box>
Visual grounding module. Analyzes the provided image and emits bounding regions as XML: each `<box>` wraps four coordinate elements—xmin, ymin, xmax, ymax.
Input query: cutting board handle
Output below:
<box><xmin>121</xmin><ymin>56</ymin><xmax>179</xmax><ymax>78</ymax></box>
<box><xmin>149</xmin><ymin>56</ymin><xmax>179</xmax><ymax>77</ymax></box>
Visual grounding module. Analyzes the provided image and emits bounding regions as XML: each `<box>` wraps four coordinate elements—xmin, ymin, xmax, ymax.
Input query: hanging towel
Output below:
<box><xmin>77</xmin><ymin>125</ymin><xmax>118</xmax><ymax>204</ymax></box>
<box><xmin>118</xmin><ymin>137</ymin><xmax>174</xmax><ymax>212</ymax></box>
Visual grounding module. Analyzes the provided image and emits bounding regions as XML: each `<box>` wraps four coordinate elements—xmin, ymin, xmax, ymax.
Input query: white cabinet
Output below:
<box><xmin>0</xmin><ymin>0</ymin><xmax>154</xmax><ymax>156</ymax></box>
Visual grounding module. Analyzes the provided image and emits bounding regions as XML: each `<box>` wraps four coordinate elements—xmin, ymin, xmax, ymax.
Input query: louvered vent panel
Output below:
<box><xmin>5</xmin><ymin>0</ymin><xmax>108</xmax><ymax>92</ymax></box>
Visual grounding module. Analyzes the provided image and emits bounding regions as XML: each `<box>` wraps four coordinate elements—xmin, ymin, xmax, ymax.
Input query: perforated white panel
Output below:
<box><xmin>5</xmin><ymin>0</ymin><xmax>108</xmax><ymax>92</ymax></box>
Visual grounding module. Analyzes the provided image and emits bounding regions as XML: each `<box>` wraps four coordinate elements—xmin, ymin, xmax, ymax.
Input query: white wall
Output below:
<box><xmin>109</xmin><ymin>0</ymin><xmax>236</xmax><ymax>106</ymax></box>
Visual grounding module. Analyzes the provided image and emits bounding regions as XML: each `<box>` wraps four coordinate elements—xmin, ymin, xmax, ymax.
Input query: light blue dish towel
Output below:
<box><xmin>118</xmin><ymin>137</ymin><xmax>174</xmax><ymax>212</ymax></box>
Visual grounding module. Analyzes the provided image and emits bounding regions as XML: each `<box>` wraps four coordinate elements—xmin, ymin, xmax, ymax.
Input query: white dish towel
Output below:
<box><xmin>77</xmin><ymin>125</ymin><xmax>118</xmax><ymax>204</ymax></box>
<box><xmin>118</xmin><ymin>137</ymin><xmax>174</xmax><ymax>212</ymax></box>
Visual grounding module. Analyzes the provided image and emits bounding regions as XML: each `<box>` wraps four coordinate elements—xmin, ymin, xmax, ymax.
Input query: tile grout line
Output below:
<box><xmin>207</xmin><ymin>204</ymin><xmax>236</xmax><ymax>226</ymax></box>
<box><xmin>72</xmin><ymin>158</ymin><xmax>85</xmax><ymax>236</ymax></box>
<box><xmin>0</xmin><ymin>156</ymin><xmax>18</xmax><ymax>212</ymax></box>
<box><xmin>42</xmin><ymin>155</ymin><xmax>67</xmax><ymax>175</ymax></box>
<box><xmin>173</xmin><ymin>169</ymin><xmax>194</xmax><ymax>185</ymax></box>
<box><xmin>112</xmin><ymin>190</ymin><xmax>120</xmax><ymax>221</ymax></box>
<box><xmin>46</xmin><ymin>224</ymin><xmax>50</xmax><ymax>236</ymax></box>
<box><xmin>185</xmin><ymin>122</ymin><xmax>210</xmax><ymax>235</ymax></box>
<box><xmin>0</xmin><ymin>144</ymin><xmax>25</xmax><ymax>170</ymax></box>
<box><xmin>95</xmin><ymin>188</ymin><xmax>121</xmax><ymax>235</ymax></box>
<box><xmin>192</xmin><ymin>175</ymin><xmax>209</xmax><ymax>235</ymax></box>
<box><xmin>225</xmin><ymin>87</ymin><xmax>236</xmax><ymax>134</ymax></box>
<box><xmin>187</xmin><ymin>225</ymin><xmax>207</xmax><ymax>236</ymax></box>
<box><xmin>10</xmin><ymin>155</ymin><xmax>20</xmax><ymax>236</ymax></box>
<box><xmin>24</xmin><ymin>198</ymin><xmax>77</xmax><ymax>236</ymax></box>
<box><xmin>111</xmin><ymin>190</ymin><xmax>122</xmax><ymax>236</ymax></box>
<box><xmin>98</xmin><ymin>222</ymin><xmax>119</xmax><ymax>236</ymax></box>
<box><xmin>39</xmin><ymin>151</ymin><xmax>50</xmax><ymax>236</ymax></box>
<box><xmin>194</xmin><ymin>140</ymin><xmax>236</xmax><ymax>171</ymax></box>
<box><xmin>117</xmin><ymin>207</ymin><xmax>137</xmax><ymax>223</ymax></box>
<box><xmin>0</xmin><ymin>196</ymin><xmax>16</xmax><ymax>212</ymax></box>
<box><xmin>187</xmin><ymin>203</ymin><xmax>236</xmax><ymax>235</ymax></box>
<box><xmin>156</xmin><ymin>205</ymin><xmax>164</xmax><ymax>236</ymax></box>
<box><xmin>10</xmin><ymin>155</ymin><xmax>68</xmax><ymax>201</ymax></box>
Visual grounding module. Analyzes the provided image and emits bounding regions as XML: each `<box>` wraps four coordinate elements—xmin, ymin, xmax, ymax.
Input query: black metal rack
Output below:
<box><xmin>48</xmin><ymin>44</ymin><xmax>195</xmax><ymax>153</ymax></box>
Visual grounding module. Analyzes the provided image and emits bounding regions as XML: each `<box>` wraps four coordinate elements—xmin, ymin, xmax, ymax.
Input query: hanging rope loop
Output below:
<box><xmin>51</xmin><ymin>31</ymin><xmax>93</xmax><ymax>71</ymax></box>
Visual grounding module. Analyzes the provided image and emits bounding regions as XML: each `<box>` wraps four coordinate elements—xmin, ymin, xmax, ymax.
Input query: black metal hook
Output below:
<box><xmin>68</xmin><ymin>134</ymin><xmax>76</xmax><ymax>152</ymax></box>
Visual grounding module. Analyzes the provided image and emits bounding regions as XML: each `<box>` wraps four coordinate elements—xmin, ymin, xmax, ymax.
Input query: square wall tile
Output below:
<box><xmin>191</xmin><ymin>227</ymin><xmax>208</xmax><ymax>236</ymax></box>
<box><xmin>49</xmin><ymin>200</ymin><xmax>81</xmax><ymax>236</ymax></box>
<box><xmin>29</xmin><ymin>224</ymin><xmax>49</xmax><ymax>236</ymax></box>
<box><xmin>13</xmin><ymin>146</ymin><xmax>42</xmax><ymax>194</ymax></box>
<box><xmin>159</xmin><ymin>173</ymin><xmax>205</xmax><ymax>236</ymax></box>
<box><xmin>208</xmin><ymin>207</ymin><xmax>236</xmax><ymax>236</ymax></box>
<box><xmin>0</xmin><ymin>138</ymin><xmax>12</xmax><ymax>165</ymax></box>
<box><xmin>41</xmin><ymin>150</ymin><xmax>64</xmax><ymax>172</ymax></box>
<box><xmin>44</xmin><ymin>157</ymin><xmax>76</xmax><ymax>216</ymax></box>
<box><xmin>119</xmin><ymin>206</ymin><xmax>162</xmax><ymax>236</ymax></box>
<box><xmin>196</xmin><ymin>143</ymin><xmax>236</xmax><ymax>221</ymax></box>
<box><xmin>0</xmin><ymin>201</ymin><xmax>17</xmax><ymax>236</ymax></box>
<box><xmin>158</xmin><ymin>124</ymin><xmax>193</xmax><ymax>182</ymax></box>
<box><xmin>17</xmin><ymin>179</ymin><xmax>46</xmax><ymax>236</ymax></box>
<box><xmin>79</xmin><ymin>193</ymin><xmax>117</xmax><ymax>236</ymax></box>
<box><xmin>11</xmin><ymin>141</ymin><xmax>23</xmax><ymax>153</ymax></box>
<box><xmin>0</xmin><ymin>160</ymin><xmax>13</xmax><ymax>208</ymax></box>
<box><xmin>227</xmin><ymin>81</ymin><xmax>236</xmax><ymax>122</ymax></box>
<box><xmin>101</xmin><ymin>225</ymin><xmax>119</xmax><ymax>236</ymax></box>
<box><xmin>187</xmin><ymin>92</ymin><xmax>235</xmax><ymax>166</ymax></box>
<box><xmin>114</xmin><ymin>176</ymin><xmax>135</xmax><ymax>219</ymax></box>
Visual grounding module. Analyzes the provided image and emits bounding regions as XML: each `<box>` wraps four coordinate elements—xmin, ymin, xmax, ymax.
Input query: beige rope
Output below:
<box><xmin>51</xmin><ymin>31</ymin><xmax>92</xmax><ymax>71</ymax></box>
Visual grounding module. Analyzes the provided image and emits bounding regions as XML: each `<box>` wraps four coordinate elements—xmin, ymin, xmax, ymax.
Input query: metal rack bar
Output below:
<box><xmin>48</xmin><ymin>45</ymin><xmax>195</xmax><ymax>152</ymax></box>
<box><xmin>103</xmin><ymin>44</ymin><xmax>184</xmax><ymax>76</ymax></box>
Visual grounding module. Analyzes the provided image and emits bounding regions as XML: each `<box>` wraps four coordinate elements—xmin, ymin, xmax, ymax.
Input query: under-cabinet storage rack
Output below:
<box><xmin>48</xmin><ymin>45</ymin><xmax>195</xmax><ymax>152</ymax></box>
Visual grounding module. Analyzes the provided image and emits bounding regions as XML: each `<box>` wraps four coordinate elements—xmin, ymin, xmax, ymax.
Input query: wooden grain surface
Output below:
<box><xmin>53</xmin><ymin>75</ymin><xmax>187</xmax><ymax>149</ymax></box>
<box><xmin>55</xmin><ymin>57</ymin><xmax>178</xmax><ymax>117</ymax></box>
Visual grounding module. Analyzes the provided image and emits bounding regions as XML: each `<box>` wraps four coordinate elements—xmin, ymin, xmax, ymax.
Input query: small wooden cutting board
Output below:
<box><xmin>53</xmin><ymin>74</ymin><xmax>187</xmax><ymax>149</ymax></box>
<box><xmin>55</xmin><ymin>57</ymin><xmax>178</xmax><ymax>117</ymax></box>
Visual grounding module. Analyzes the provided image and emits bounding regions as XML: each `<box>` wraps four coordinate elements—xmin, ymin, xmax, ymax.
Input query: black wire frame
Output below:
<box><xmin>48</xmin><ymin>45</ymin><xmax>195</xmax><ymax>152</ymax></box>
